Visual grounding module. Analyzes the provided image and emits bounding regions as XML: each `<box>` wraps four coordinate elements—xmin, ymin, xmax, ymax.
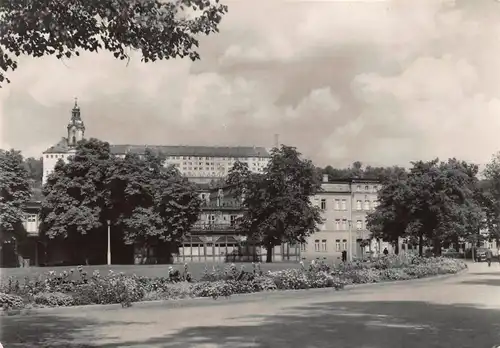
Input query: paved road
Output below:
<box><xmin>2</xmin><ymin>262</ymin><xmax>500</xmax><ymax>348</ymax></box>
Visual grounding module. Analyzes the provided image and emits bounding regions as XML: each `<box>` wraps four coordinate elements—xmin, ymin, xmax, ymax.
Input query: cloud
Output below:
<box><xmin>1</xmin><ymin>0</ymin><xmax>500</xmax><ymax>169</ymax></box>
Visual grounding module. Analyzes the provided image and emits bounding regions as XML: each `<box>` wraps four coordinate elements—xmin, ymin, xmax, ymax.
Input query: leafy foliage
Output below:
<box><xmin>0</xmin><ymin>0</ymin><xmax>228</xmax><ymax>85</ymax></box>
<box><xmin>0</xmin><ymin>149</ymin><xmax>32</xmax><ymax>242</ymax></box>
<box><xmin>321</xmin><ymin>161</ymin><xmax>407</xmax><ymax>182</ymax></box>
<box><xmin>236</xmin><ymin>145</ymin><xmax>324</xmax><ymax>262</ymax></box>
<box><xmin>23</xmin><ymin>156</ymin><xmax>43</xmax><ymax>188</ymax></box>
<box><xmin>107</xmin><ymin>150</ymin><xmax>201</xmax><ymax>246</ymax></box>
<box><xmin>481</xmin><ymin>152</ymin><xmax>500</xmax><ymax>244</ymax></box>
<box><xmin>40</xmin><ymin>138</ymin><xmax>111</xmax><ymax>239</ymax></box>
<box><xmin>0</xmin><ymin>257</ymin><xmax>466</xmax><ymax>309</ymax></box>
<box><xmin>366</xmin><ymin>158</ymin><xmax>485</xmax><ymax>256</ymax></box>
<box><xmin>40</xmin><ymin>140</ymin><xmax>201</xmax><ymax>262</ymax></box>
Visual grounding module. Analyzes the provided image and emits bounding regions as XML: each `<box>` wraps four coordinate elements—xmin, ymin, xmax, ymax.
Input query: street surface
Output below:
<box><xmin>1</xmin><ymin>262</ymin><xmax>500</xmax><ymax>348</ymax></box>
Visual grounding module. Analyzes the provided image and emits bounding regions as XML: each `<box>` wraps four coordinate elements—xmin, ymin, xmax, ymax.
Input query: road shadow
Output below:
<box><xmin>461</xmin><ymin>279</ymin><xmax>500</xmax><ymax>287</ymax></box>
<box><xmin>470</xmin><ymin>272</ymin><xmax>500</xmax><ymax>276</ymax></box>
<box><xmin>0</xmin><ymin>312</ymin><xmax>145</xmax><ymax>347</ymax></box>
<box><xmin>92</xmin><ymin>301</ymin><xmax>500</xmax><ymax>348</ymax></box>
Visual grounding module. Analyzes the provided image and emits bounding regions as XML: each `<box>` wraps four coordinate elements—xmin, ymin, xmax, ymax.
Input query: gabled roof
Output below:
<box><xmin>43</xmin><ymin>138</ymin><xmax>71</xmax><ymax>154</ymax></box>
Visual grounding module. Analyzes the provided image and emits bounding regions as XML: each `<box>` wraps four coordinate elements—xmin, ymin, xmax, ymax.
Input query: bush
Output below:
<box><xmin>34</xmin><ymin>292</ymin><xmax>74</xmax><ymax>307</ymax></box>
<box><xmin>0</xmin><ymin>257</ymin><xmax>466</xmax><ymax>309</ymax></box>
<box><xmin>0</xmin><ymin>292</ymin><xmax>25</xmax><ymax>309</ymax></box>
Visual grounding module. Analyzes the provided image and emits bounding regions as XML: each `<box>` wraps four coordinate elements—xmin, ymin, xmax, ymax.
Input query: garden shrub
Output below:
<box><xmin>0</xmin><ymin>292</ymin><xmax>25</xmax><ymax>309</ymax></box>
<box><xmin>0</xmin><ymin>257</ymin><xmax>466</xmax><ymax>309</ymax></box>
<box><xmin>34</xmin><ymin>292</ymin><xmax>74</xmax><ymax>307</ymax></box>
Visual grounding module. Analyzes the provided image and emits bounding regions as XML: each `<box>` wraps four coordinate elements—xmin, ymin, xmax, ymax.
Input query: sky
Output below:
<box><xmin>1</xmin><ymin>0</ymin><xmax>500</xmax><ymax>169</ymax></box>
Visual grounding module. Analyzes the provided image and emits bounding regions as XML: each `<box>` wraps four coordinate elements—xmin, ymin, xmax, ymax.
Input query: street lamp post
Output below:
<box><xmin>107</xmin><ymin>220</ymin><xmax>111</xmax><ymax>266</ymax></box>
<box><xmin>348</xmin><ymin>190</ymin><xmax>354</xmax><ymax>262</ymax></box>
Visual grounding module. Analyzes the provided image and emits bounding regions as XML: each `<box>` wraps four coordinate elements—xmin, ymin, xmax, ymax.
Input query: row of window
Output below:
<box><xmin>356</xmin><ymin>185</ymin><xmax>379</xmax><ymax>193</ymax></box>
<box><xmin>319</xmin><ymin>199</ymin><xmax>379</xmax><ymax>211</ymax></box>
<box><xmin>44</xmin><ymin>154</ymin><xmax>269</xmax><ymax>162</ymax></box>
<box><xmin>45</xmin><ymin>154</ymin><xmax>67</xmax><ymax>159</ymax></box>
<box><xmin>324</xmin><ymin>219</ymin><xmax>365</xmax><ymax>230</ymax></box>
<box><xmin>301</xmin><ymin>239</ymin><xmax>349</xmax><ymax>252</ymax></box>
<box><xmin>152</xmin><ymin>156</ymin><xmax>268</xmax><ymax>162</ymax></box>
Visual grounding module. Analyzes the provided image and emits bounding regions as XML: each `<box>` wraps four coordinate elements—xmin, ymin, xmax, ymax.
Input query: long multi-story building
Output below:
<box><xmin>42</xmin><ymin>102</ymin><xmax>271</xmax><ymax>184</ymax></box>
<box><xmin>302</xmin><ymin>175</ymin><xmax>388</xmax><ymax>261</ymax></box>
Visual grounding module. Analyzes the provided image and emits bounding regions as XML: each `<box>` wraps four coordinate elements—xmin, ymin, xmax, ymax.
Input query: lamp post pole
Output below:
<box><xmin>107</xmin><ymin>220</ymin><xmax>111</xmax><ymax>266</ymax></box>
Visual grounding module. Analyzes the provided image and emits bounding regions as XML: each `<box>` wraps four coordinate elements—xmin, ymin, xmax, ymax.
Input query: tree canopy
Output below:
<box><xmin>233</xmin><ymin>145</ymin><xmax>323</xmax><ymax>262</ymax></box>
<box><xmin>40</xmin><ymin>138</ymin><xmax>201</xmax><ymax>262</ymax></box>
<box><xmin>0</xmin><ymin>0</ymin><xmax>228</xmax><ymax>86</ymax></box>
<box><xmin>0</xmin><ymin>149</ymin><xmax>32</xmax><ymax>243</ymax></box>
<box><xmin>366</xmin><ymin>158</ymin><xmax>485</xmax><ymax>256</ymax></box>
<box><xmin>481</xmin><ymin>151</ymin><xmax>500</xmax><ymax>244</ymax></box>
<box><xmin>320</xmin><ymin>161</ymin><xmax>407</xmax><ymax>183</ymax></box>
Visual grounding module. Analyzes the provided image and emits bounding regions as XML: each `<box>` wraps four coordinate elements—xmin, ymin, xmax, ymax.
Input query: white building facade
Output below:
<box><xmin>302</xmin><ymin>176</ymin><xmax>389</xmax><ymax>261</ymax></box>
<box><xmin>43</xmin><ymin>102</ymin><xmax>271</xmax><ymax>184</ymax></box>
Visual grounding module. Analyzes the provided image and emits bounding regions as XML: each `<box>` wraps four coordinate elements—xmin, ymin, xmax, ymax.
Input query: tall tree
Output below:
<box><xmin>367</xmin><ymin>158</ymin><xmax>485</xmax><ymax>256</ymax></box>
<box><xmin>237</xmin><ymin>145</ymin><xmax>323</xmax><ymax>263</ymax></box>
<box><xmin>40</xmin><ymin>139</ymin><xmax>112</xmax><ymax>263</ymax></box>
<box><xmin>0</xmin><ymin>149</ymin><xmax>32</xmax><ymax>243</ymax></box>
<box><xmin>23</xmin><ymin>156</ymin><xmax>43</xmax><ymax>187</ymax></box>
<box><xmin>106</xmin><ymin>150</ymin><xmax>201</xmax><ymax>256</ymax></box>
<box><xmin>0</xmin><ymin>0</ymin><xmax>228</xmax><ymax>85</ymax></box>
<box><xmin>481</xmin><ymin>152</ymin><xmax>500</xmax><ymax>245</ymax></box>
<box><xmin>226</xmin><ymin>160</ymin><xmax>252</xmax><ymax>198</ymax></box>
<box><xmin>366</xmin><ymin>171</ymin><xmax>411</xmax><ymax>254</ymax></box>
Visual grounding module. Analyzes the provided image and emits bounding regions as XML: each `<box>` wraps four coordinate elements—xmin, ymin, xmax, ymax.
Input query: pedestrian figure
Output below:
<box><xmin>486</xmin><ymin>248</ymin><xmax>493</xmax><ymax>267</ymax></box>
<box><xmin>341</xmin><ymin>250</ymin><xmax>347</xmax><ymax>262</ymax></box>
<box><xmin>383</xmin><ymin>248</ymin><xmax>389</xmax><ymax>256</ymax></box>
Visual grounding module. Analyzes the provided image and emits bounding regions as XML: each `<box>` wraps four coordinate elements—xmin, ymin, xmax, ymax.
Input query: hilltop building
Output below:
<box><xmin>42</xmin><ymin>102</ymin><xmax>270</xmax><ymax>185</ymax></box>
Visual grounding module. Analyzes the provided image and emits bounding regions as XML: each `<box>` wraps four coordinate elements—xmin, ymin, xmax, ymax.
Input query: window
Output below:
<box><xmin>356</xmin><ymin>220</ymin><xmax>362</xmax><ymax>230</ymax></box>
<box><xmin>342</xmin><ymin>239</ymin><xmax>348</xmax><ymax>250</ymax></box>
<box><xmin>335</xmin><ymin>240</ymin><xmax>341</xmax><ymax>252</ymax></box>
<box><xmin>365</xmin><ymin>185</ymin><xmax>369</xmax><ymax>191</ymax></box>
<box><xmin>334</xmin><ymin>199</ymin><xmax>340</xmax><ymax>210</ymax></box>
<box><xmin>300</xmin><ymin>243</ymin><xmax>307</xmax><ymax>252</ymax></box>
<box><xmin>356</xmin><ymin>200</ymin><xmax>362</xmax><ymax>210</ymax></box>
<box><xmin>314</xmin><ymin>240</ymin><xmax>320</xmax><ymax>252</ymax></box>
<box><xmin>335</xmin><ymin>219</ymin><xmax>341</xmax><ymax>230</ymax></box>
<box><xmin>321</xmin><ymin>240</ymin><xmax>327</xmax><ymax>252</ymax></box>
<box><xmin>320</xmin><ymin>199</ymin><xmax>326</xmax><ymax>210</ymax></box>
<box><xmin>342</xmin><ymin>219</ymin><xmax>347</xmax><ymax>230</ymax></box>
<box><xmin>364</xmin><ymin>200</ymin><xmax>370</xmax><ymax>210</ymax></box>
<box><xmin>341</xmin><ymin>199</ymin><xmax>346</xmax><ymax>211</ymax></box>
<box><xmin>357</xmin><ymin>185</ymin><xmax>361</xmax><ymax>191</ymax></box>
<box><xmin>27</xmin><ymin>215</ymin><xmax>37</xmax><ymax>222</ymax></box>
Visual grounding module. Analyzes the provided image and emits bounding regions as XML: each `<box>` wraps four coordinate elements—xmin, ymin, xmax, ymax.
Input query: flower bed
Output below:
<box><xmin>0</xmin><ymin>256</ymin><xmax>466</xmax><ymax>310</ymax></box>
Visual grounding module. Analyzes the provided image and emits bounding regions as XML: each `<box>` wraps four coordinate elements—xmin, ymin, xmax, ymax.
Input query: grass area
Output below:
<box><xmin>0</xmin><ymin>262</ymin><xmax>302</xmax><ymax>281</ymax></box>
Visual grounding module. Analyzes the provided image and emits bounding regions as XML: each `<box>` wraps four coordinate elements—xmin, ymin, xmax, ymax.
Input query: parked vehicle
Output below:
<box><xmin>475</xmin><ymin>248</ymin><xmax>488</xmax><ymax>262</ymax></box>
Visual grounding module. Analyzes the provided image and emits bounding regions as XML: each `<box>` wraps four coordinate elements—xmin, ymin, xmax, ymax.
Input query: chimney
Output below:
<box><xmin>322</xmin><ymin>174</ymin><xmax>328</xmax><ymax>183</ymax></box>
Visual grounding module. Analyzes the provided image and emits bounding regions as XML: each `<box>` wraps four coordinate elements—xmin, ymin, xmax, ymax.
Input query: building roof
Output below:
<box><xmin>109</xmin><ymin>145</ymin><xmax>270</xmax><ymax>158</ymax></box>
<box><xmin>44</xmin><ymin>141</ymin><xmax>270</xmax><ymax>158</ymax></box>
<box><xmin>43</xmin><ymin>138</ymin><xmax>72</xmax><ymax>154</ymax></box>
<box><xmin>326</xmin><ymin>177</ymin><xmax>380</xmax><ymax>184</ymax></box>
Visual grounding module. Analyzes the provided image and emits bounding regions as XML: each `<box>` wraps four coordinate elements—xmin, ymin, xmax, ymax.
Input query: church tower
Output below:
<box><xmin>67</xmin><ymin>98</ymin><xmax>85</xmax><ymax>147</ymax></box>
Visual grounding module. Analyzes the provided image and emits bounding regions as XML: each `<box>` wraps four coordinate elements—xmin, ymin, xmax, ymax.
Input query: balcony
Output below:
<box><xmin>200</xmin><ymin>201</ymin><xmax>243</xmax><ymax>210</ymax></box>
<box><xmin>191</xmin><ymin>222</ymin><xmax>240</xmax><ymax>233</ymax></box>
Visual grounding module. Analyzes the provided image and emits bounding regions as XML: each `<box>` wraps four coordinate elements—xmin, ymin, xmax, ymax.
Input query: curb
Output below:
<box><xmin>2</xmin><ymin>267</ymin><xmax>469</xmax><ymax>316</ymax></box>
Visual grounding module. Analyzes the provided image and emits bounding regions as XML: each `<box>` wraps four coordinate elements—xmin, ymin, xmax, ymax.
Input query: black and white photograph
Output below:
<box><xmin>1</xmin><ymin>0</ymin><xmax>500</xmax><ymax>347</ymax></box>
